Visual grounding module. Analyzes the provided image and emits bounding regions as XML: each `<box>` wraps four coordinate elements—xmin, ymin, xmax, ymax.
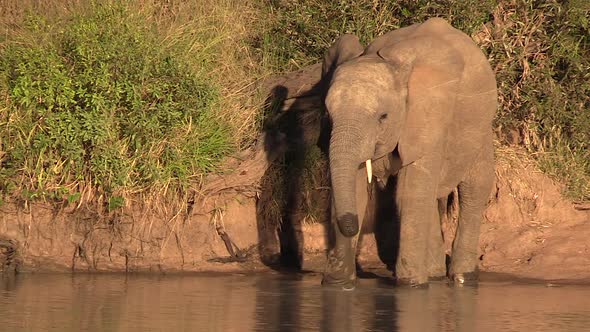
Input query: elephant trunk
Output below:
<box><xmin>329</xmin><ymin>121</ymin><xmax>370</xmax><ymax>237</ymax></box>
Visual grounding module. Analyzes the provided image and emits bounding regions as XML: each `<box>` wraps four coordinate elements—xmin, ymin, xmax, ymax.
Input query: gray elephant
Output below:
<box><xmin>322</xmin><ymin>18</ymin><xmax>497</xmax><ymax>289</ymax></box>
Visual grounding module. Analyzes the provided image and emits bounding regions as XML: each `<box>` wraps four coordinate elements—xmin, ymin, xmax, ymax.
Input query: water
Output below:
<box><xmin>1</xmin><ymin>273</ymin><xmax>589</xmax><ymax>331</ymax></box>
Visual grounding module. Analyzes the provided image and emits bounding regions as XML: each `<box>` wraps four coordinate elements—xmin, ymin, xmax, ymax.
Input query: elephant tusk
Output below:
<box><xmin>366</xmin><ymin>159</ymin><xmax>372</xmax><ymax>183</ymax></box>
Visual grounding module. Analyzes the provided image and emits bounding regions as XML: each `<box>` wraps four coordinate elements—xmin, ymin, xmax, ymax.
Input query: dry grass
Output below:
<box><xmin>129</xmin><ymin>0</ymin><xmax>271</xmax><ymax>148</ymax></box>
<box><xmin>476</xmin><ymin>1</ymin><xmax>590</xmax><ymax>201</ymax></box>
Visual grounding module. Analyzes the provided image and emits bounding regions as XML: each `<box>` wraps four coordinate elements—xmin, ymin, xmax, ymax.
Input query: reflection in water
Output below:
<box><xmin>255</xmin><ymin>274</ymin><xmax>303</xmax><ymax>331</ymax></box>
<box><xmin>1</xmin><ymin>273</ymin><xmax>590</xmax><ymax>331</ymax></box>
<box><xmin>370</xmin><ymin>283</ymin><xmax>398</xmax><ymax>331</ymax></box>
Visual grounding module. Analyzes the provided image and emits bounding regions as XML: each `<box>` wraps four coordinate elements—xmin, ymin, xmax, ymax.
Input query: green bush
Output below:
<box><xmin>487</xmin><ymin>1</ymin><xmax>590</xmax><ymax>200</ymax></box>
<box><xmin>258</xmin><ymin>0</ymin><xmax>590</xmax><ymax>200</ymax></box>
<box><xmin>0</xmin><ymin>2</ymin><xmax>231</xmax><ymax>202</ymax></box>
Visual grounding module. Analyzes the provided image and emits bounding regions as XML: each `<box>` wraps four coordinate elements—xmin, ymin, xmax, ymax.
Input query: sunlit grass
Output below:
<box><xmin>0</xmin><ymin>0</ymin><xmax>268</xmax><ymax>207</ymax></box>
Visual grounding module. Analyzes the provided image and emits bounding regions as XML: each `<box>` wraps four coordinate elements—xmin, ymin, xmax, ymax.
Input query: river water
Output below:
<box><xmin>1</xmin><ymin>272</ymin><xmax>589</xmax><ymax>331</ymax></box>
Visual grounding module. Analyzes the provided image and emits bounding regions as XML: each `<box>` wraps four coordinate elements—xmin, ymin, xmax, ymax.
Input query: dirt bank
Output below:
<box><xmin>480</xmin><ymin>147</ymin><xmax>590</xmax><ymax>281</ymax></box>
<box><xmin>1</xmin><ymin>144</ymin><xmax>588</xmax><ymax>281</ymax></box>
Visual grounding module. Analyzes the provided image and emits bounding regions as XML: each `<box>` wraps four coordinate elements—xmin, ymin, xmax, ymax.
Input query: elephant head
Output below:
<box><xmin>323</xmin><ymin>28</ymin><xmax>464</xmax><ymax>238</ymax></box>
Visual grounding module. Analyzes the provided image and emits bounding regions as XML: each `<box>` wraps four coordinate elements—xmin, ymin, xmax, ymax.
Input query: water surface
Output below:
<box><xmin>1</xmin><ymin>273</ymin><xmax>589</xmax><ymax>331</ymax></box>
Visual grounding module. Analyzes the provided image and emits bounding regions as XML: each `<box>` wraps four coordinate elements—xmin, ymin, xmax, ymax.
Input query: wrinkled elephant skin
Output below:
<box><xmin>322</xmin><ymin>18</ymin><xmax>497</xmax><ymax>288</ymax></box>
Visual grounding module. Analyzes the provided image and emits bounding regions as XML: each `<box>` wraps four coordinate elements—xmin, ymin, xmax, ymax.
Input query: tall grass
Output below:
<box><xmin>257</xmin><ymin>0</ymin><xmax>590</xmax><ymax>201</ymax></box>
<box><xmin>483</xmin><ymin>1</ymin><xmax>590</xmax><ymax>200</ymax></box>
<box><xmin>0</xmin><ymin>0</ymin><xmax>266</xmax><ymax>207</ymax></box>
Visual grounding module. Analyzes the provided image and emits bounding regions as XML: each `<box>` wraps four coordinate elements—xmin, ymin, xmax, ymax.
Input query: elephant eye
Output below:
<box><xmin>379</xmin><ymin>113</ymin><xmax>388</xmax><ymax>122</ymax></box>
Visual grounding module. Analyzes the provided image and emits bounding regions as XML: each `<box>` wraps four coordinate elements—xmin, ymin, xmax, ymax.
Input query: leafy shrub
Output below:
<box><xmin>0</xmin><ymin>2</ymin><xmax>231</xmax><ymax>202</ymax></box>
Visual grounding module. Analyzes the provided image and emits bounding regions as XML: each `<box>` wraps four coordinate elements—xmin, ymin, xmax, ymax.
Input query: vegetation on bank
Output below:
<box><xmin>0</xmin><ymin>0</ymin><xmax>263</xmax><ymax>207</ymax></box>
<box><xmin>0</xmin><ymin>0</ymin><xmax>588</xmax><ymax>211</ymax></box>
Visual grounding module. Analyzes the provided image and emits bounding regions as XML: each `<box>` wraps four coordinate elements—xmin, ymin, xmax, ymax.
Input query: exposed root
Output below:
<box><xmin>211</xmin><ymin>208</ymin><xmax>247</xmax><ymax>262</ymax></box>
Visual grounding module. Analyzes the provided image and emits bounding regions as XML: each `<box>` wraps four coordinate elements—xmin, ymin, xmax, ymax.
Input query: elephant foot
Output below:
<box><xmin>321</xmin><ymin>274</ymin><xmax>357</xmax><ymax>291</ymax></box>
<box><xmin>395</xmin><ymin>261</ymin><xmax>429</xmax><ymax>288</ymax></box>
<box><xmin>260</xmin><ymin>252</ymin><xmax>281</xmax><ymax>266</ymax></box>
<box><xmin>449</xmin><ymin>271</ymin><xmax>479</xmax><ymax>286</ymax></box>
<box><xmin>323</xmin><ymin>241</ymin><xmax>357</xmax><ymax>290</ymax></box>
<box><xmin>427</xmin><ymin>267</ymin><xmax>447</xmax><ymax>280</ymax></box>
<box><xmin>426</xmin><ymin>253</ymin><xmax>448</xmax><ymax>278</ymax></box>
<box><xmin>428</xmin><ymin>275</ymin><xmax>447</xmax><ymax>282</ymax></box>
<box><xmin>394</xmin><ymin>277</ymin><xmax>429</xmax><ymax>289</ymax></box>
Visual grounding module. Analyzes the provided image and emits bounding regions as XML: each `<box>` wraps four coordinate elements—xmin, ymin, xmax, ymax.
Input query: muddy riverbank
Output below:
<box><xmin>1</xmin><ymin>144</ymin><xmax>589</xmax><ymax>282</ymax></box>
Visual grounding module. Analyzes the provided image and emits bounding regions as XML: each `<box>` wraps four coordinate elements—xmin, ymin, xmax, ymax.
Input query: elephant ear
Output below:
<box><xmin>377</xmin><ymin>38</ymin><xmax>464</xmax><ymax>165</ymax></box>
<box><xmin>322</xmin><ymin>34</ymin><xmax>364</xmax><ymax>83</ymax></box>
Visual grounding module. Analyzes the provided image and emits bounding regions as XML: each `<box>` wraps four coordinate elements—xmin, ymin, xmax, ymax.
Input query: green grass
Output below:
<box><xmin>0</xmin><ymin>1</ymin><xmax>232</xmax><ymax>204</ymax></box>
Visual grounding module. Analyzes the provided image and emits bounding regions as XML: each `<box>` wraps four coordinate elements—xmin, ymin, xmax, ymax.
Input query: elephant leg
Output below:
<box><xmin>394</xmin><ymin>158</ymin><xmax>439</xmax><ymax>286</ymax></box>
<box><xmin>427</xmin><ymin>198</ymin><xmax>446</xmax><ymax>278</ymax></box>
<box><xmin>449</xmin><ymin>145</ymin><xmax>494</xmax><ymax>283</ymax></box>
<box><xmin>323</xmin><ymin>168</ymin><xmax>370</xmax><ymax>290</ymax></box>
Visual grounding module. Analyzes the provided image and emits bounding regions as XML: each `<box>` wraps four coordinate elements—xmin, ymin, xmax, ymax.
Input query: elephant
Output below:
<box><xmin>321</xmin><ymin>18</ymin><xmax>497</xmax><ymax>289</ymax></box>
